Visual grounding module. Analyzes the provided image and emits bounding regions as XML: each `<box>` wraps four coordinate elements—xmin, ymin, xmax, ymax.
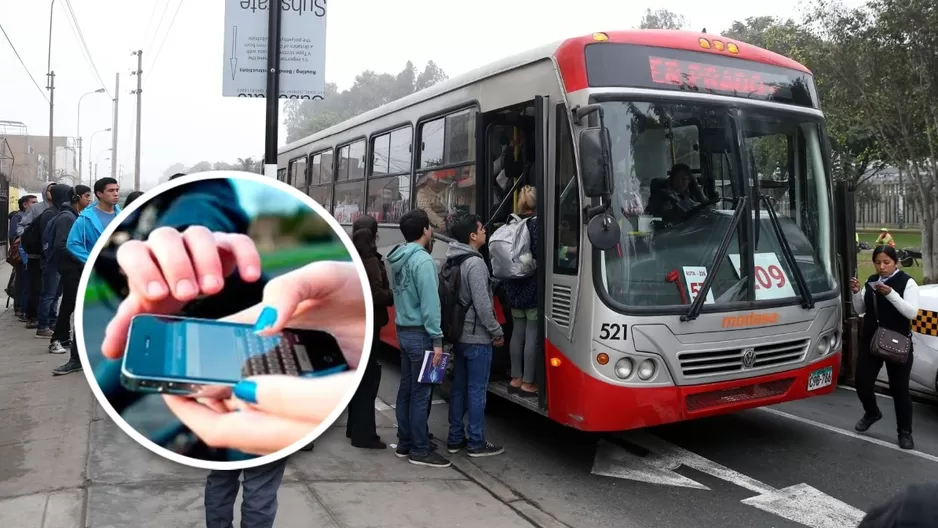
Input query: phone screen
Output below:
<box><xmin>123</xmin><ymin>314</ymin><xmax>348</xmax><ymax>385</ymax></box>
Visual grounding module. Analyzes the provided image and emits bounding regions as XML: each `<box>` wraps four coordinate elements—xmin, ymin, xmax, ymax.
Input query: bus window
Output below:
<box><xmin>321</xmin><ymin>150</ymin><xmax>334</xmax><ymax>183</ymax></box>
<box><xmin>290</xmin><ymin>156</ymin><xmax>307</xmax><ymax>188</ymax></box>
<box><xmin>277</xmin><ymin>168</ymin><xmax>286</xmax><ymax>182</ymax></box>
<box><xmin>368</xmin><ymin>126</ymin><xmax>412</xmax><ymax>224</ymax></box>
<box><xmin>367</xmin><ymin>174</ymin><xmax>410</xmax><ymax>224</ymax></box>
<box><xmin>310</xmin><ymin>153</ymin><xmax>322</xmax><ymax>186</ymax></box>
<box><xmin>349</xmin><ymin>140</ymin><xmax>366</xmax><ymax>180</ymax></box>
<box><xmin>308</xmin><ymin>149</ymin><xmax>333</xmax><ymax>211</ymax></box>
<box><xmin>334</xmin><ymin>180</ymin><xmax>365</xmax><ymax>224</ymax></box>
<box><xmin>554</xmin><ymin>105</ymin><xmax>579</xmax><ymax>274</ymax></box>
<box><xmin>416</xmin><ymin>108</ymin><xmax>478</xmax><ymax>231</ymax></box>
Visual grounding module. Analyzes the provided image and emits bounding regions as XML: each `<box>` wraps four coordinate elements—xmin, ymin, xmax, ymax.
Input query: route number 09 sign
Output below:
<box><xmin>729</xmin><ymin>253</ymin><xmax>796</xmax><ymax>300</ymax></box>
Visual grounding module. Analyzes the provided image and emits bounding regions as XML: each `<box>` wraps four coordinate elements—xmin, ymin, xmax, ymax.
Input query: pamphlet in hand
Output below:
<box><xmin>418</xmin><ymin>350</ymin><xmax>451</xmax><ymax>384</ymax></box>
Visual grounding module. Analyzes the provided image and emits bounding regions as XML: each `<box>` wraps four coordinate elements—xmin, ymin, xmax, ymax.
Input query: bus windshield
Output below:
<box><xmin>596</xmin><ymin>100</ymin><xmax>835</xmax><ymax>312</ymax></box>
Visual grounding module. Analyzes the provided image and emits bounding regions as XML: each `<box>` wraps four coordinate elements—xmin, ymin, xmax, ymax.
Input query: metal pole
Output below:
<box><xmin>47</xmin><ymin>0</ymin><xmax>56</xmax><ymax>182</ymax></box>
<box><xmin>263</xmin><ymin>1</ymin><xmax>282</xmax><ymax>176</ymax></box>
<box><xmin>77</xmin><ymin>89</ymin><xmax>105</xmax><ymax>186</ymax></box>
<box><xmin>132</xmin><ymin>50</ymin><xmax>143</xmax><ymax>190</ymax></box>
<box><xmin>111</xmin><ymin>74</ymin><xmax>119</xmax><ymax>180</ymax></box>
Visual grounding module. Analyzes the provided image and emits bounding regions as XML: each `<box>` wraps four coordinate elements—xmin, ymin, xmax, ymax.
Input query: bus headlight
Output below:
<box><xmin>614</xmin><ymin>358</ymin><xmax>634</xmax><ymax>379</ymax></box>
<box><xmin>637</xmin><ymin>359</ymin><xmax>656</xmax><ymax>380</ymax></box>
<box><xmin>830</xmin><ymin>330</ymin><xmax>841</xmax><ymax>352</ymax></box>
<box><xmin>816</xmin><ymin>335</ymin><xmax>831</xmax><ymax>356</ymax></box>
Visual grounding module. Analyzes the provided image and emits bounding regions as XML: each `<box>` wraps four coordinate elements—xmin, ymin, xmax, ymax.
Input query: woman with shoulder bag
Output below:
<box><xmin>851</xmin><ymin>245</ymin><xmax>920</xmax><ymax>450</ymax></box>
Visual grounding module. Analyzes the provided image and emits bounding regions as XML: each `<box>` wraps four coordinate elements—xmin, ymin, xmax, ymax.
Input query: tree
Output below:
<box><xmin>638</xmin><ymin>8</ymin><xmax>687</xmax><ymax>30</ymax></box>
<box><xmin>804</xmin><ymin>0</ymin><xmax>938</xmax><ymax>282</ymax></box>
<box><xmin>283</xmin><ymin>61</ymin><xmax>449</xmax><ymax>143</ymax></box>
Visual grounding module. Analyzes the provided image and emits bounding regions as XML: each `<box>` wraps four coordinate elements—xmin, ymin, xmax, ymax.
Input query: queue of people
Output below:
<box><xmin>6</xmin><ymin>177</ymin><xmax>122</xmax><ymax>376</ymax></box>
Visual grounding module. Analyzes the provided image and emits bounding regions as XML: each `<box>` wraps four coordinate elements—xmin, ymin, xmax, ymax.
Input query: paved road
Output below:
<box><xmin>376</xmin><ymin>349</ymin><xmax>938</xmax><ymax>528</ymax></box>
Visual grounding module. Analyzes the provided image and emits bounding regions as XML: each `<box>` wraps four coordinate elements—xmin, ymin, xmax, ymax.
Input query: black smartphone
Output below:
<box><xmin>120</xmin><ymin>314</ymin><xmax>350</xmax><ymax>398</ymax></box>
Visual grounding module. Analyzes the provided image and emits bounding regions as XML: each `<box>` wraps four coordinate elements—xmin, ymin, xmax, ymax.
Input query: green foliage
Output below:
<box><xmin>638</xmin><ymin>9</ymin><xmax>687</xmax><ymax>30</ymax></box>
<box><xmin>283</xmin><ymin>61</ymin><xmax>448</xmax><ymax>143</ymax></box>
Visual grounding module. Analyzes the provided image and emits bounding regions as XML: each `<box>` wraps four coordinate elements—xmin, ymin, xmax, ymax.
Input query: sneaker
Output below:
<box><xmin>898</xmin><ymin>433</ymin><xmax>915</xmax><ymax>450</ymax></box>
<box><xmin>467</xmin><ymin>442</ymin><xmax>505</xmax><ymax>458</ymax></box>
<box><xmin>49</xmin><ymin>341</ymin><xmax>67</xmax><ymax>354</ymax></box>
<box><xmin>855</xmin><ymin>412</ymin><xmax>883</xmax><ymax>433</ymax></box>
<box><xmin>408</xmin><ymin>451</ymin><xmax>451</xmax><ymax>468</ymax></box>
<box><xmin>395</xmin><ymin>445</ymin><xmax>411</xmax><ymax>458</ymax></box>
<box><xmin>351</xmin><ymin>438</ymin><xmax>387</xmax><ymax>450</ymax></box>
<box><xmin>447</xmin><ymin>438</ymin><xmax>468</xmax><ymax>454</ymax></box>
<box><xmin>25</xmin><ymin>319</ymin><xmax>38</xmax><ymax>329</ymax></box>
<box><xmin>35</xmin><ymin>328</ymin><xmax>54</xmax><ymax>338</ymax></box>
<box><xmin>17</xmin><ymin>315</ymin><xmax>27</xmax><ymax>323</ymax></box>
<box><xmin>52</xmin><ymin>359</ymin><xmax>83</xmax><ymax>376</ymax></box>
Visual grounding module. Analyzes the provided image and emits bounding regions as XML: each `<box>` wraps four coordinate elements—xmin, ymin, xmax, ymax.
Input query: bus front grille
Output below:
<box><xmin>677</xmin><ymin>338</ymin><xmax>810</xmax><ymax>378</ymax></box>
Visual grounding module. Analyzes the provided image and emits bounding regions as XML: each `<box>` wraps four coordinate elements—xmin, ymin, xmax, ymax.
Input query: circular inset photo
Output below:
<box><xmin>73</xmin><ymin>171</ymin><xmax>373</xmax><ymax>470</ymax></box>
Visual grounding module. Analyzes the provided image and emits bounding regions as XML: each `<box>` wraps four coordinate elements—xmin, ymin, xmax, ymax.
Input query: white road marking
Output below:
<box><xmin>594</xmin><ymin>431</ymin><xmax>866</xmax><ymax>528</ymax></box>
<box><xmin>758</xmin><ymin>407</ymin><xmax>938</xmax><ymax>463</ymax></box>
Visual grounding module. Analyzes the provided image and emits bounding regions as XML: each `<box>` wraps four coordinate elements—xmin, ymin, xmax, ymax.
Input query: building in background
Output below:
<box><xmin>0</xmin><ymin>129</ymin><xmax>72</xmax><ymax>189</ymax></box>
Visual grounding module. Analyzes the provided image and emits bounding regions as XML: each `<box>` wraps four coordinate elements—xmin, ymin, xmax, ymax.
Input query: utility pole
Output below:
<box><xmin>47</xmin><ymin>71</ymin><xmax>55</xmax><ymax>181</ymax></box>
<box><xmin>111</xmin><ymin>73</ymin><xmax>119</xmax><ymax>180</ymax></box>
<box><xmin>131</xmin><ymin>50</ymin><xmax>143</xmax><ymax>191</ymax></box>
<box><xmin>263</xmin><ymin>2</ymin><xmax>283</xmax><ymax>177</ymax></box>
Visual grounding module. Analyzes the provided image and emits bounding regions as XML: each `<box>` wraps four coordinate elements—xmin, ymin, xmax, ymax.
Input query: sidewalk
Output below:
<box><xmin>0</xmin><ymin>263</ymin><xmax>542</xmax><ymax>528</ymax></box>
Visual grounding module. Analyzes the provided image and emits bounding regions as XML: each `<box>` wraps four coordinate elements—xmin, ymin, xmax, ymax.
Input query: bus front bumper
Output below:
<box><xmin>545</xmin><ymin>341</ymin><xmax>841</xmax><ymax>432</ymax></box>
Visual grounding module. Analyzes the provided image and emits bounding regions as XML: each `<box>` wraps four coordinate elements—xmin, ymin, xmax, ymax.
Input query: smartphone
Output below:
<box><xmin>120</xmin><ymin>314</ymin><xmax>350</xmax><ymax>398</ymax></box>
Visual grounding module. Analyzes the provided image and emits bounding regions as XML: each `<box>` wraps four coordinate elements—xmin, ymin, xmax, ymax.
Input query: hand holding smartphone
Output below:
<box><xmin>121</xmin><ymin>314</ymin><xmax>349</xmax><ymax>398</ymax></box>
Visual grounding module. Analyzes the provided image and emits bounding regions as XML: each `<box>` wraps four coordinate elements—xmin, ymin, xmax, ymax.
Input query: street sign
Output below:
<box><xmin>222</xmin><ymin>0</ymin><xmax>327</xmax><ymax>99</ymax></box>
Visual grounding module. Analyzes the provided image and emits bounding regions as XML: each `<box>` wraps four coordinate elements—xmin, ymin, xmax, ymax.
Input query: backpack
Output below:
<box><xmin>438</xmin><ymin>253</ymin><xmax>474</xmax><ymax>345</ymax></box>
<box><xmin>489</xmin><ymin>214</ymin><xmax>535</xmax><ymax>280</ymax></box>
<box><xmin>20</xmin><ymin>217</ymin><xmax>43</xmax><ymax>256</ymax></box>
<box><xmin>5</xmin><ymin>237</ymin><xmax>22</xmax><ymax>266</ymax></box>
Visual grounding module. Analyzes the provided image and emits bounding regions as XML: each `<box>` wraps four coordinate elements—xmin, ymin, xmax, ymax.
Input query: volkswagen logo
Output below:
<box><xmin>741</xmin><ymin>348</ymin><xmax>756</xmax><ymax>369</ymax></box>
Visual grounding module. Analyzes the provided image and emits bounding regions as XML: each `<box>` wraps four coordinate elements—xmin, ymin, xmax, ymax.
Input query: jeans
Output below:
<box><xmin>204</xmin><ymin>458</ymin><xmax>287</xmax><ymax>528</ymax></box>
<box><xmin>13</xmin><ymin>262</ymin><xmax>26</xmax><ymax>312</ymax></box>
<box><xmin>26</xmin><ymin>258</ymin><xmax>42</xmax><ymax>320</ymax></box>
<box><xmin>37</xmin><ymin>264</ymin><xmax>61</xmax><ymax>330</ymax></box>
<box><xmin>510</xmin><ymin>308</ymin><xmax>538</xmax><ymax>384</ymax></box>
<box><xmin>395</xmin><ymin>328</ymin><xmax>434</xmax><ymax>457</ymax></box>
<box><xmin>447</xmin><ymin>343</ymin><xmax>493</xmax><ymax>450</ymax></box>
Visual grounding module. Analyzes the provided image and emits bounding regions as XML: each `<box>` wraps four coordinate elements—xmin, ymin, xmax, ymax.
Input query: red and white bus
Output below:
<box><xmin>278</xmin><ymin>29</ymin><xmax>842</xmax><ymax>432</ymax></box>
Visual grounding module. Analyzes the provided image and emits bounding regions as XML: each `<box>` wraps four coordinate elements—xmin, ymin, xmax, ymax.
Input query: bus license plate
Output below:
<box><xmin>807</xmin><ymin>366</ymin><xmax>833</xmax><ymax>391</ymax></box>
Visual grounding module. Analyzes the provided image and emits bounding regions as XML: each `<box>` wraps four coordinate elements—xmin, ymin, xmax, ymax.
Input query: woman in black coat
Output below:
<box><xmin>345</xmin><ymin>215</ymin><xmax>393</xmax><ymax>448</ymax></box>
<box><xmin>850</xmin><ymin>245</ymin><xmax>921</xmax><ymax>450</ymax></box>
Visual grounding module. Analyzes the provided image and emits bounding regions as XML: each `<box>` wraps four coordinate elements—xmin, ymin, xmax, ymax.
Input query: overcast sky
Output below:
<box><xmin>1</xmin><ymin>0</ymin><xmax>864</xmax><ymax>191</ymax></box>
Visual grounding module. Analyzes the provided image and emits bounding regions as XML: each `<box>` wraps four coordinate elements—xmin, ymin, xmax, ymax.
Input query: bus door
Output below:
<box><xmin>478</xmin><ymin>96</ymin><xmax>550</xmax><ymax>413</ymax></box>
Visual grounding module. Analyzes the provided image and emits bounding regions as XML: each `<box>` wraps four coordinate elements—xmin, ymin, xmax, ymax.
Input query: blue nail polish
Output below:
<box><xmin>234</xmin><ymin>380</ymin><xmax>258</xmax><ymax>404</ymax></box>
<box><xmin>253</xmin><ymin>306</ymin><xmax>278</xmax><ymax>333</ymax></box>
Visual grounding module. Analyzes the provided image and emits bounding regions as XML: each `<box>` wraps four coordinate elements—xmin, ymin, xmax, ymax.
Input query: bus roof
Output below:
<box><xmin>280</xmin><ymin>29</ymin><xmax>811</xmax><ymax>154</ymax></box>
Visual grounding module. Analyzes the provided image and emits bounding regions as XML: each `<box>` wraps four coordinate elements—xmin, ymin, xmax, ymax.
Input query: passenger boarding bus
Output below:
<box><xmin>277</xmin><ymin>30</ymin><xmax>842</xmax><ymax>432</ymax></box>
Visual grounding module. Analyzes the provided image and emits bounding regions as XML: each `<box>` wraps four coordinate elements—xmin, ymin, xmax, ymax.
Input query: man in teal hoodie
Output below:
<box><xmin>386</xmin><ymin>209</ymin><xmax>450</xmax><ymax>468</ymax></box>
<box><xmin>66</xmin><ymin>177</ymin><xmax>121</xmax><ymax>264</ymax></box>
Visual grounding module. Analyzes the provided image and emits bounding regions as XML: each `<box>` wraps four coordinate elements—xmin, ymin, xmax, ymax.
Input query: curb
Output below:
<box><xmin>374</xmin><ymin>398</ymin><xmax>571</xmax><ymax>528</ymax></box>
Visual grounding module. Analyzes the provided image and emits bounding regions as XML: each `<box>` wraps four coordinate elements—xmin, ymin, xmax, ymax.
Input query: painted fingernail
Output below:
<box><xmin>233</xmin><ymin>380</ymin><xmax>258</xmax><ymax>404</ymax></box>
<box><xmin>253</xmin><ymin>306</ymin><xmax>277</xmax><ymax>333</ymax></box>
<box><xmin>175</xmin><ymin>279</ymin><xmax>196</xmax><ymax>297</ymax></box>
<box><xmin>146</xmin><ymin>281</ymin><xmax>166</xmax><ymax>297</ymax></box>
<box><xmin>202</xmin><ymin>274</ymin><xmax>221</xmax><ymax>291</ymax></box>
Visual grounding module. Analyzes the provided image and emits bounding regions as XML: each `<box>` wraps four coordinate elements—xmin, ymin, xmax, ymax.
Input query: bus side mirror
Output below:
<box><xmin>579</xmin><ymin>127</ymin><xmax>614</xmax><ymax>198</ymax></box>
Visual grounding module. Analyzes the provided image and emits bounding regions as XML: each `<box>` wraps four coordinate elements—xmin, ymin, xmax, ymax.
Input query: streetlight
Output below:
<box><xmin>78</xmin><ymin>88</ymin><xmax>106</xmax><ymax>184</ymax></box>
<box><xmin>47</xmin><ymin>0</ymin><xmax>56</xmax><ymax>180</ymax></box>
<box><xmin>88</xmin><ymin>128</ymin><xmax>111</xmax><ymax>186</ymax></box>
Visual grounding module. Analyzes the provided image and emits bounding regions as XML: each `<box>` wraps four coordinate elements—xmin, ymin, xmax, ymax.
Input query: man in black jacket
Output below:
<box><xmin>35</xmin><ymin>184</ymin><xmax>70</xmax><ymax>338</ymax></box>
<box><xmin>49</xmin><ymin>185</ymin><xmax>90</xmax><ymax>365</ymax></box>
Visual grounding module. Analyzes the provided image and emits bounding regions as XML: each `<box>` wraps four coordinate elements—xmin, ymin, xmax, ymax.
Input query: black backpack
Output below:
<box><xmin>438</xmin><ymin>253</ymin><xmax>474</xmax><ymax>345</ymax></box>
<box><xmin>20</xmin><ymin>217</ymin><xmax>44</xmax><ymax>255</ymax></box>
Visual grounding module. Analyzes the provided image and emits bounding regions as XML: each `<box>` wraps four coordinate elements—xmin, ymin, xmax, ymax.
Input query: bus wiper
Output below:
<box><xmin>682</xmin><ymin>196</ymin><xmax>748</xmax><ymax>322</ymax></box>
<box><xmin>759</xmin><ymin>194</ymin><xmax>815</xmax><ymax>309</ymax></box>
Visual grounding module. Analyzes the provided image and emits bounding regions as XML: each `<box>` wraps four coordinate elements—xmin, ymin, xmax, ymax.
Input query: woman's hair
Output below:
<box><xmin>124</xmin><ymin>191</ymin><xmax>145</xmax><ymax>208</ymax></box>
<box><xmin>71</xmin><ymin>185</ymin><xmax>91</xmax><ymax>204</ymax></box>
<box><xmin>517</xmin><ymin>185</ymin><xmax>536</xmax><ymax>214</ymax></box>
<box><xmin>352</xmin><ymin>214</ymin><xmax>378</xmax><ymax>237</ymax></box>
<box><xmin>352</xmin><ymin>227</ymin><xmax>376</xmax><ymax>256</ymax></box>
<box><xmin>872</xmin><ymin>245</ymin><xmax>899</xmax><ymax>264</ymax></box>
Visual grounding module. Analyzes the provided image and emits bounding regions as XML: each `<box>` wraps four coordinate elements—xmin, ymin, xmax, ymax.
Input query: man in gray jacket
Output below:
<box><xmin>444</xmin><ymin>213</ymin><xmax>505</xmax><ymax>458</ymax></box>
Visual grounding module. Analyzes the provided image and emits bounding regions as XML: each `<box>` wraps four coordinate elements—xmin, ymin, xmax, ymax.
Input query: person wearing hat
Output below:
<box><xmin>875</xmin><ymin>228</ymin><xmax>896</xmax><ymax>248</ymax></box>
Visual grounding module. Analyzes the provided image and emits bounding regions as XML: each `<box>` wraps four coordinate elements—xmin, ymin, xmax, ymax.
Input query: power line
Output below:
<box><xmin>140</xmin><ymin>0</ymin><xmax>166</xmax><ymax>48</ymax></box>
<box><xmin>0</xmin><ymin>22</ymin><xmax>50</xmax><ymax>103</ymax></box>
<box><xmin>61</xmin><ymin>0</ymin><xmax>111</xmax><ymax>96</ymax></box>
<box><xmin>144</xmin><ymin>0</ymin><xmax>174</xmax><ymax>64</ymax></box>
<box><xmin>145</xmin><ymin>0</ymin><xmax>186</xmax><ymax>83</ymax></box>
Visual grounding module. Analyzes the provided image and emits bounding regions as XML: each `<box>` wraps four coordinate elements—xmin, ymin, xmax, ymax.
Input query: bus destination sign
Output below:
<box><xmin>648</xmin><ymin>56</ymin><xmax>793</xmax><ymax>99</ymax></box>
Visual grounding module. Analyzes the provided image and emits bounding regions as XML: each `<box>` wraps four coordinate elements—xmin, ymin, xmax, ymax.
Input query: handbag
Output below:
<box><xmin>868</xmin><ymin>286</ymin><xmax>912</xmax><ymax>364</ymax></box>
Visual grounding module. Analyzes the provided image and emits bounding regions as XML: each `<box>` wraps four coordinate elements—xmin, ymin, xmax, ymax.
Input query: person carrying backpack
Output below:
<box><xmin>45</xmin><ymin>185</ymin><xmax>90</xmax><ymax>357</ymax></box>
<box><xmin>19</xmin><ymin>183</ymin><xmax>57</xmax><ymax>328</ymax></box>
<box><xmin>34</xmin><ymin>184</ymin><xmax>72</xmax><ymax>338</ymax></box>
<box><xmin>441</xmin><ymin>213</ymin><xmax>505</xmax><ymax>458</ymax></box>
<box><xmin>490</xmin><ymin>185</ymin><xmax>539</xmax><ymax>397</ymax></box>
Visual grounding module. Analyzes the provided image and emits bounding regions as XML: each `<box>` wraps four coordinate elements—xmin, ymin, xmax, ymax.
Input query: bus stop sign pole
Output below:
<box><xmin>263</xmin><ymin>3</ymin><xmax>282</xmax><ymax>178</ymax></box>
